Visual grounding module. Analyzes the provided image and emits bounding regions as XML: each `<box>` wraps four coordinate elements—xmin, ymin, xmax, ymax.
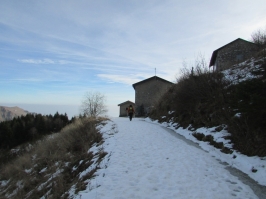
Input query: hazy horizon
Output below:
<box><xmin>1</xmin><ymin>103</ymin><xmax>119</xmax><ymax>118</ymax></box>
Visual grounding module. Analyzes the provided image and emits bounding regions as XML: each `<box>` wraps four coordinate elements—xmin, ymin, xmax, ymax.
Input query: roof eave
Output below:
<box><xmin>132</xmin><ymin>76</ymin><xmax>173</xmax><ymax>89</ymax></box>
<box><xmin>118</xmin><ymin>100</ymin><xmax>135</xmax><ymax>106</ymax></box>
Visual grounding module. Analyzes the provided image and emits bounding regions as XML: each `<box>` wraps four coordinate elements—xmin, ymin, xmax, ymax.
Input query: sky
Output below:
<box><xmin>1</xmin><ymin>0</ymin><xmax>266</xmax><ymax>117</ymax></box>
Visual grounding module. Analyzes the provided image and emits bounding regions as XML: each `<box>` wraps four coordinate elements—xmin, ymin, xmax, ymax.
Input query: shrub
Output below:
<box><xmin>226</xmin><ymin>78</ymin><xmax>266</xmax><ymax>156</ymax></box>
<box><xmin>150</xmin><ymin>57</ymin><xmax>230</xmax><ymax>129</ymax></box>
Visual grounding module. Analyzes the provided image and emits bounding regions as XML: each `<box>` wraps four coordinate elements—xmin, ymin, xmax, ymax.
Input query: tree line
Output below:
<box><xmin>0</xmin><ymin>112</ymin><xmax>73</xmax><ymax>149</ymax></box>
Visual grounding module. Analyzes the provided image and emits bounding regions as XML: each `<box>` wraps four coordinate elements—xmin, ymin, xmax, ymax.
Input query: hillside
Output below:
<box><xmin>149</xmin><ymin>56</ymin><xmax>266</xmax><ymax>157</ymax></box>
<box><xmin>0</xmin><ymin>106</ymin><xmax>29</xmax><ymax>122</ymax></box>
<box><xmin>1</xmin><ymin>118</ymin><xmax>265</xmax><ymax>198</ymax></box>
<box><xmin>0</xmin><ymin>117</ymin><xmax>107</xmax><ymax>198</ymax></box>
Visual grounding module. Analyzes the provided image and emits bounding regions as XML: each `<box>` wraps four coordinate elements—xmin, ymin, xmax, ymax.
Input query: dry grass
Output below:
<box><xmin>0</xmin><ymin>117</ymin><xmax>108</xmax><ymax>199</ymax></box>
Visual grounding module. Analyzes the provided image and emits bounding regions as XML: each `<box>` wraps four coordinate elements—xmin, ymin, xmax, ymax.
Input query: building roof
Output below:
<box><xmin>117</xmin><ymin>100</ymin><xmax>135</xmax><ymax>106</ymax></box>
<box><xmin>132</xmin><ymin>76</ymin><xmax>173</xmax><ymax>90</ymax></box>
<box><xmin>209</xmin><ymin>38</ymin><xmax>258</xmax><ymax>67</ymax></box>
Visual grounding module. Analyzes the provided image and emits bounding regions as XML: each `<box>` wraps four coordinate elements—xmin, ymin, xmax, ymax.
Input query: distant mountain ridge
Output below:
<box><xmin>0</xmin><ymin>106</ymin><xmax>29</xmax><ymax>122</ymax></box>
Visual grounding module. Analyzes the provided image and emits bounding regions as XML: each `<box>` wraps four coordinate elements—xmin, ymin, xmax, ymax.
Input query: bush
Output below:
<box><xmin>226</xmin><ymin>78</ymin><xmax>266</xmax><ymax>156</ymax></box>
<box><xmin>150</xmin><ymin>58</ymin><xmax>230</xmax><ymax>129</ymax></box>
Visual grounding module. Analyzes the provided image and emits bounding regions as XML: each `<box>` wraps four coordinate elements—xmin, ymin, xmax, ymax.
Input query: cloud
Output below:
<box><xmin>97</xmin><ymin>74</ymin><xmax>148</xmax><ymax>85</ymax></box>
<box><xmin>11</xmin><ymin>78</ymin><xmax>42</xmax><ymax>82</ymax></box>
<box><xmin>6</xmin><ymin>0</ymin><xmax>265</xmax><ymax>78</ymax></box>
<box><xmin>17</xmin><ymin>58</ymin><xmax>77</xmax><ymax>66</ymax></box>
<box><xmin>1</xmin><ymin>0</ymin><xmax>266</xmax><ymax>109</ymax></box>
<box><xmin>18</xmin><ymin>58</ymin><xmax>55</xmax><ymax>64</ymax></box>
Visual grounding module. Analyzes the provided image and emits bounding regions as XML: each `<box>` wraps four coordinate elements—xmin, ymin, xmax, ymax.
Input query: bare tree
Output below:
<box><xmin>177</xmin><ymin>53</ymin><xmax>209</xmax><ymax>82</ymax></box>
<box><xmin>251</xmin><ymin>27</ymin><xmax>266</xmax><ymax>46</ymax></box>
<box><xmin>80</xmin><ymin>91</ymin><xmax>108</xmax><ymax>117</ymax></box>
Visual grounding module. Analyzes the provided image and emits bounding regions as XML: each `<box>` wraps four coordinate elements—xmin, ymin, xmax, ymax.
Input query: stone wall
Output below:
<box><xmin>119</xmin><ymin>103</ymin><xmax>128</xmax><ymax>117</ymax></box>
<box><xmin>119</xmin><ymin>102</ymin><xmax>135</xmax><ymax>117</ymax></box>
<box><xmin>215</xmin><ymin>40</ymin><xmax>260</xmax><ymax>71</ymax></box>
<box><xmin>134</xmin><ymin>78</ymin><xmax>172</xmax><ymax>116</ymax></box>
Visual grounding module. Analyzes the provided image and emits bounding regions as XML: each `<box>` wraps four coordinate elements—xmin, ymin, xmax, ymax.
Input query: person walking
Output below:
<box><xmin>127</xmin><ymin>105</ymin><xmax>135</xmax><ymax>121</ymax></box>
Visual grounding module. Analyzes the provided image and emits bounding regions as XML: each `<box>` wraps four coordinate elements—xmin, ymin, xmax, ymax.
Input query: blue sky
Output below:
<box><xmin>1</xmin><ymin>0</ymin><xmax>266</xmax><ymax>117</ymax></box>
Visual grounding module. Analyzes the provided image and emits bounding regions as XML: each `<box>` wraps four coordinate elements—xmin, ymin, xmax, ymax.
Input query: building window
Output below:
<box><xmin>236</xmin><ymin>54</ymin><xmax>243</xmax><ymax>62</ymax></box>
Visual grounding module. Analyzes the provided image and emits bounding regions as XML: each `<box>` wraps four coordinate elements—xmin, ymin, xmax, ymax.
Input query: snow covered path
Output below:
<box><xmin>78</xmin><ymin>117</ymin><xmax>258</xmax><ymax>199</ymax></box>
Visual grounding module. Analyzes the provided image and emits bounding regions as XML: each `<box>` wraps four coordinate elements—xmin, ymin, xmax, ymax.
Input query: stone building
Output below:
<box><xmin>118</xmin><ymin>101</ymin><xmax>135</xmax><ymax>117</ymax></box>
<box><xmin>209</xmin><ymin>38</ymin><xmax>261</xmax><ymax>71</ymax></box>
<box><xmin>132</xmin><ymin>76</ymin><xmax>173</xmax><ymax>116</ymax></box>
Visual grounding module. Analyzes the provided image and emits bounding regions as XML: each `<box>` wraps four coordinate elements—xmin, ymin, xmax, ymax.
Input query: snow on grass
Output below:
<box><xmin>67</xmin><ymin>120</ymin><xmax>118</xmax><ymax>198</ymax></box>
<box><xmin>73</xmin><ymin>117</ymin><xmax>260</xmax><ymax>199</ymax></box>
<box><xmin>222</xmin><ymin>58</ymin><xmax>264</xmax><ymax>84</ymax></box>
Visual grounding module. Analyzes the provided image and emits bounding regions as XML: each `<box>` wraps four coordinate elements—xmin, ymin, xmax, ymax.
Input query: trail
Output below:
<box><xmin>78</xmin><ymin>117</ymin><xmax>259</xmax><ymax>199</ymax></box>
